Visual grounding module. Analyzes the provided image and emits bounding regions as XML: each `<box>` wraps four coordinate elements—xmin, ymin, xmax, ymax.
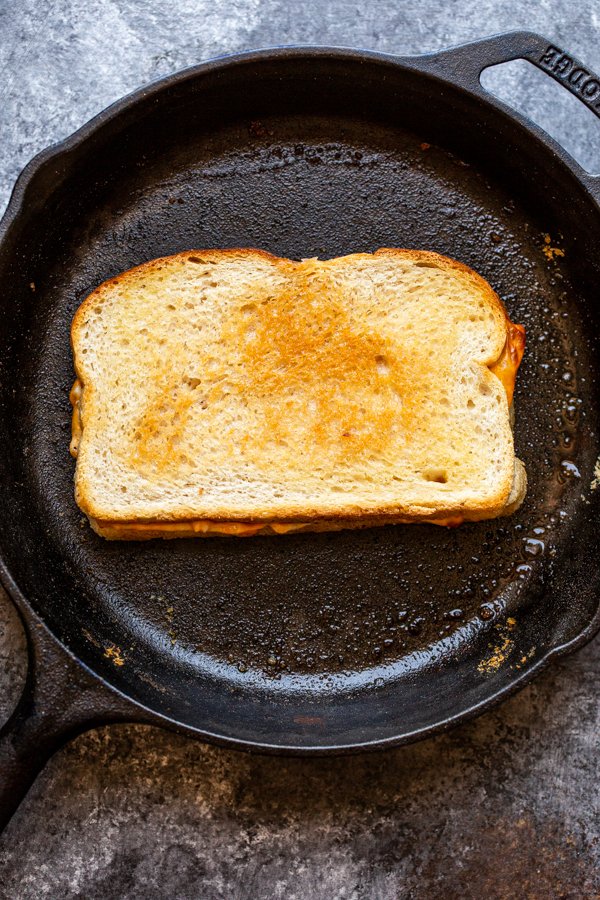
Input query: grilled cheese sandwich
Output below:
<box><xmin>70</xmin><ymin>249</ymin><xmax>526</xmax><ymax>539</ymax></box>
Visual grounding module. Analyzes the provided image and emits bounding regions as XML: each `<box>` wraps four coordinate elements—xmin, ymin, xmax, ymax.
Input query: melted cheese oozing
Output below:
<box><xmin>92</xmin><ymin>517</ymin><xmax>462</xmax><ymax>538</ymax></box>
<box><xmin>70</xmin><ymin>379</ymin><xmax>83</xmax><ymax>458</ymax></box>
<box><xmin>489</xmin><ymin>322</ymin><xmax>525</xmax><ymax>406</ymax></box>
<box><xmin>70</xmin><ymin>317</ymin><xmax>524</xmax><ymax>534</ymax></box>
<box><xmin>91</xmin><ymin>519</ymin><xmax>308</xmax><ymax>538</ymax></box>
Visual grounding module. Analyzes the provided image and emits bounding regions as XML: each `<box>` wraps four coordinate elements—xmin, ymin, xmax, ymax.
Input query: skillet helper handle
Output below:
<box><xmin>0</xmin><ymin>597</ymin><xmax>134</xmax><ymax>832</ymax></box>
<box><xmin>423</xmin><ymin>31</ymin><xmax>600</xmax><ymax>197</ymax></box>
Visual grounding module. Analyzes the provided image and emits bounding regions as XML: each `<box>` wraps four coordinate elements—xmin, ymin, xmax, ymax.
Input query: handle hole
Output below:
<box><xmin>481</xmin><ymin>59</ymin><xmax>599</xmax><ymax>175</ymax></box>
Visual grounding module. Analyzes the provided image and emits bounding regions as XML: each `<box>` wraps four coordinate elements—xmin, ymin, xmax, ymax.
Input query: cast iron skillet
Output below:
<box><xmin>1</xmin><ymin>31</ymin><xmax>599</xmax><ymax>829</ymax></box>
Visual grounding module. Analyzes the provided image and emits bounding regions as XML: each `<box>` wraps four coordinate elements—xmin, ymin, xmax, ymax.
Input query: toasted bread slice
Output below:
<box><xmin>70</xmin><ymin>249</ymin><xmax>526</xmax><ymax>539</ymax></box>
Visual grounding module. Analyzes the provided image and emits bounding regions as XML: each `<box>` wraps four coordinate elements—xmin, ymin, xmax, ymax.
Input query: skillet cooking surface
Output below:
<box><xmin>1</xmin><ymin>50</ymin><xmax>599</xmax><ymax>749</ymax></box>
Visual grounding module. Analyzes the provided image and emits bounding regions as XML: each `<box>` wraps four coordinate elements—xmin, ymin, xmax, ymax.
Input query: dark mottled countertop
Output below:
<box><xmin>1</xmin><ymin>1</ymin><xmax>599</xmax><ymax>897</ymax></box>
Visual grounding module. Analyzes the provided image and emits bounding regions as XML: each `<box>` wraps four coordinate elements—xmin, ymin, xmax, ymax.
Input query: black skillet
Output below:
<box><xmin>1</xmin><ymin>31</ymin><xmax>599</xmax><ymax>829</ymax></box>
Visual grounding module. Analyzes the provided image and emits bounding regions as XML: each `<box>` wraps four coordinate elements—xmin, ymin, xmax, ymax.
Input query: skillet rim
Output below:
<box><xmin>1</xmin><ymin>37</ymin><xmax>599</xmax><ymax>754</ymax></box>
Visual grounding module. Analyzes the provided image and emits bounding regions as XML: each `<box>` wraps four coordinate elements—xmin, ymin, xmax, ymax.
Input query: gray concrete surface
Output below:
<box><xmin>1</xmin><ymin>1</ymin><xmax>599</xmax><ymax>897</ymax></box>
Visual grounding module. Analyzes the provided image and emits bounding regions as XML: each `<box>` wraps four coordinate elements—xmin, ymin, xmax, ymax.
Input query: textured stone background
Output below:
<box><xmin>1</xmin><ymin>1</ymin><xmax>599</xmax><ymax>897</ymax></box>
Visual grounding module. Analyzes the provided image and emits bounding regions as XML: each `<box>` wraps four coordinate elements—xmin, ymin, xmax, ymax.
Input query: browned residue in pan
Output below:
<box><xmin>478</xmin><ymin>617</ymin><xmax>517</xmax><ymax>673</ymax></box>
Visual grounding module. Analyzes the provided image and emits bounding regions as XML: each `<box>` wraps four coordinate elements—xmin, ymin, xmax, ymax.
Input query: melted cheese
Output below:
<box><xmin>91</xmin><ymin>516</ymin><xmax>464</xmax><ymax>538</ymax></box>
<box><xmin>70</xmin><ymin>379</ymin><xmax>83</xmax><ymax>458</ymax></box>
<box><xmin>489</xmin><ymin>322</ymin><xmax>525</xmax><ymax>406</ymax></box>
<box><xmin>91</xmin><ymin>515</ymin><xmax>465</xmax><ymax>540</ymax></box>
<box><xmin>428</xmin><ymin>516</ymin><xmax>464</xmax><ymax>527</ymax></box>
<box><xmin>91</xmin><ymin>518</ymin><xmax>308</xmax><ymax>538</ymax></box>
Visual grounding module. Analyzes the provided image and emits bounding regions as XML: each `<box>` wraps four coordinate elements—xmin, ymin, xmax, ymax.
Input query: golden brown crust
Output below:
<box><xmin>71</xmin><ymin>248</ymin><xmax>526</xmax><ymax>535</ymax></box>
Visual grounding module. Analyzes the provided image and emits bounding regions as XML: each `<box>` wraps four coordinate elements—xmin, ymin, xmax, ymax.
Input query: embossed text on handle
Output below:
<box><xmin>539</xmin><ymin>45</ymin><xmax>600</xmax><ymax>111</ymax></box>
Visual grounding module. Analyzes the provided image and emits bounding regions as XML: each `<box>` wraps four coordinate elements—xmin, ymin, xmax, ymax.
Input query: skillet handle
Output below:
<box><xmin>421</xmin><ymin>30</ymin><xmax>600</xmax><ymax>198</ymax></box>
<box><xmin>0</xmin><ymin>593</ymin><xmax>136</xmax><ymax>832</ymax></box>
